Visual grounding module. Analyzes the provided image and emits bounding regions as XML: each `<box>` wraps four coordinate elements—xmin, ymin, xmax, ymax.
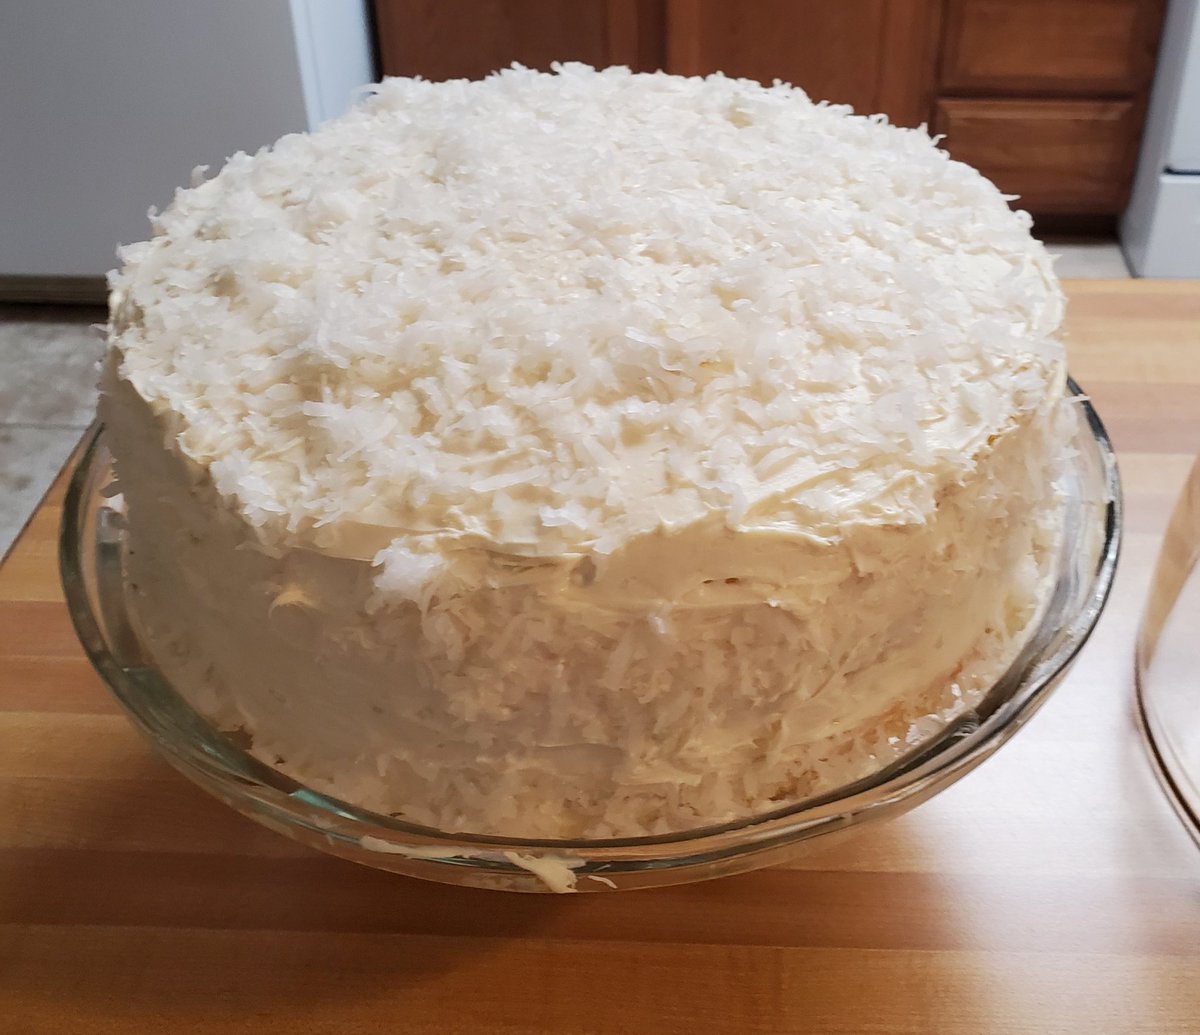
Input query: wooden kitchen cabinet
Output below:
<box><xmin>373</xmin><ymin>0</ymin><xmax>665</xmax><ymax>79</ymax></box>
<box><xmin>372</xmin><ymin>0</ymin><xmax>1167</xmax><ymax>220</ymax></box>
<box><xmin>934</xmin><ymin>0</ymin><xmax>1164</xmax><ymax>221</ymax></box>
<box><xmin>939</xmin><ymin>0</ymin><xmax>1165</xmax><ymax>96</ymax></box>
<box><xmin>374</xmin><ymin>0</ymin><xmax>940</xmax><ymax>127</ymax></box>
<box><xmin>933</xmin><ymin>98</ymin><xmax>1141</xmax><ymax>214</ymax></box>
<box><xmin>663</xmin><ymin>0</ymin><xmax>942</xmax><ymax>129</ymax></box>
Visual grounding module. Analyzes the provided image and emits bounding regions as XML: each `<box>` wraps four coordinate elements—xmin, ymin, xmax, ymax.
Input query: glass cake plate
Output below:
<box><xmin>61</xmin><ymin>380</ymin><xmax>1120</xmax><ymax>893</ymax></box>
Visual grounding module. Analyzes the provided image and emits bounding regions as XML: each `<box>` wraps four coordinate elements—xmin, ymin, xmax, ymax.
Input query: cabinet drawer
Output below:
<box><xmin>373</xmin><ymin>0</ymin><xmax>664</xmax><ymax>80</ymax></box>
<box><xmin>933</xmin><ymin>98</ymin><xmax>1139</xmax><ymax>214</ymax></box>
<box><xmin>941</xmin><ymin>0</ymin><xmax>1164</xmax><ymax>95</ymax></box>
<box><xmin>665</xmin><ymin>0</ymin><xmax>939</xmax><ymax>127</ymax></box>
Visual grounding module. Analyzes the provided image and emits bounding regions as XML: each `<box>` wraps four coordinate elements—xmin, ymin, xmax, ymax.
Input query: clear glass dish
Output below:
<box><xmin>60</xmin><ymin>381</ymin><xmax>1120</xmax><ymax>893</ymax></box>
<box><xmin>1136</xmin><ymin>456</ymin><xmax>1200</xmax><ymax>847</ymax></box>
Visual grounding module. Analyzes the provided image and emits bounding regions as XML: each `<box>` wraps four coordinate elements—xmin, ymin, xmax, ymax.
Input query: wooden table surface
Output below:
<box><xmin>2</xmin><ymin>279</ymin><xmax>1200</xmax><ymax>1034</ymax></box>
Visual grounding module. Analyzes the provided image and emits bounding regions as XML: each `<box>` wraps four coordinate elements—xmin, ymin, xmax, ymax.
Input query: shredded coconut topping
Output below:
<box><xmin>111</xmin><ymin>64</ymin><xmax>1063</xmax><ymax>595</ymax></box>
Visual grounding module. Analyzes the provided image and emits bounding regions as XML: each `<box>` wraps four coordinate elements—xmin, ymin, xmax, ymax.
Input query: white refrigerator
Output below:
<box><xmin>0</xmin><ymin>0</ymin><xmax>374</xmax><ymax>296</ymax></box>
<box><xmin>1122</xmin><ymin>0</ymin><xmax>1200</xmax><ymax>277</ymax></box>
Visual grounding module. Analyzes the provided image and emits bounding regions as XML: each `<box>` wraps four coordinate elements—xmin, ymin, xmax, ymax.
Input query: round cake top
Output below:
<box><xmin>109</xmin><ymin>64</ymin><xmax>1064</xmax><ymax>595</ymax></box>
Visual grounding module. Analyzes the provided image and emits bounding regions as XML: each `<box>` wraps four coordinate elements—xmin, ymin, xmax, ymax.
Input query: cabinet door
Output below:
<box><xmin>934</xmin><ymin>98</ymin><xmax>1140</xmax><ymax>214</ymax></box>
<box><xmin>665</xmin><ymin>0</ymin><xmax>942</xmax><ymax>127</ymax></box>
<box><xmin>940</xmin><ymin>0</ymin><xmax>1165</xmax><ymax>96</ymax></box>
<box><xmin>373</xmin><ymin>0</ymin><xmax>665</xmax><ymax>80</ymax></box>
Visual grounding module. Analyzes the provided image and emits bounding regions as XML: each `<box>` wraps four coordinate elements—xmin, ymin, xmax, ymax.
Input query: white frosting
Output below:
<box><xmin>101</xmin><ymin>66</ymin><xmax>1068</xmax><ymax>838</ymax></box>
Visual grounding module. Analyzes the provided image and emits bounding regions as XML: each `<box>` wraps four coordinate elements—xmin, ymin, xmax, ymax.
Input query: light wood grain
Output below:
<box><xmin>2</xmin><ymin>282</ymin><xmax>1200</xmax><ymax>1033</ymax></box>
<box><xmin>7</xmin><ymin>925</ymin><xmax>1197</xmax><ymax>1035</ymax></box>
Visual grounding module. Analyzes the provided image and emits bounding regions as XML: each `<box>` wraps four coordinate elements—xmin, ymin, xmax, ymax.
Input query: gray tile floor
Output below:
<box><xmin>0</xmin><ymin>304</ymin><xmax>106</xmax><ymax>559</ymax></box>
<box><xmin>0</xmin><ymin>239</ymin><xmax>1132</xmax><ymax>561</ymax></box>
<box><xmin>1045</xmin><ymin>239</ymin><xmax>1132</xmax><ymax>279</ymax></box>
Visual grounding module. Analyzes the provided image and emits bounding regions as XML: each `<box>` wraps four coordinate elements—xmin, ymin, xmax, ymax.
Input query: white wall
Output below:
<box><xmin>0</xmin><ymin>0</ymin><xmax>372</xmax><ymax>278</ymax></box>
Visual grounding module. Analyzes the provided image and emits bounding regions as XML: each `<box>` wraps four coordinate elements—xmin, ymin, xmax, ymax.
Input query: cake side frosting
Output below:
<box><xmin>102</xmin><ymin>65</ymin><xmax>1069</xmax><ymax>838</ymax></box>
<box><xmin>104</xmin><ymin>355</ymin><xmax>1064</xmax><ymax>836</ymax></box>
